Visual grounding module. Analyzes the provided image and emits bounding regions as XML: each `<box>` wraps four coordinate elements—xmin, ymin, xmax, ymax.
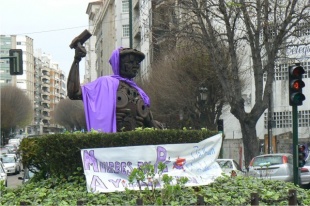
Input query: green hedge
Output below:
<box><xmin>19</xmin><ymin>129</ymin><xmax>218</xmax><ymax>179</ymax></box>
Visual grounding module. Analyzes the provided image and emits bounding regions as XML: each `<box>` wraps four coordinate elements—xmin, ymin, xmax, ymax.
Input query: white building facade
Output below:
<box><xmin>87</xmin><ymin>0</ymin><xmax>131</xmax><ymax>77</ymax></box>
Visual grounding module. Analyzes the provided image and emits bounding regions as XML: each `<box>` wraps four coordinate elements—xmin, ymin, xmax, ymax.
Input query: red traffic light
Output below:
<box><xmin>291</xmin><ymin>79</ymin><xmax>305</xmax><ymax>90</ymax></box>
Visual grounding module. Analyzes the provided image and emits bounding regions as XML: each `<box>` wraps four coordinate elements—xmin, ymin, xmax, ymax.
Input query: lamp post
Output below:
<box><xmin>197</xmin><ymin>86</ymin><xmax>208</xmax><ymax>128</ymax></box>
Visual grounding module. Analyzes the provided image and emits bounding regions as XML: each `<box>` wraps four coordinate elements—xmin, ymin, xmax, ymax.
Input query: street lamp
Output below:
<box><xmin>198</xmin><ymin>86</ymin><xmax>208</xmax><ymax>102</ymax></box>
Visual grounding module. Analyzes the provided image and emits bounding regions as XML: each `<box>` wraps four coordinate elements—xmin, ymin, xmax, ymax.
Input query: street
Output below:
<box><xmin>7</xmin><ymin>170</ymin><xmax>24</xmax><ymax>189</ymax></box>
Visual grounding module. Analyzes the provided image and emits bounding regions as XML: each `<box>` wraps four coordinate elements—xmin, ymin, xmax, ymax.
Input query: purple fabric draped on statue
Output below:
<box><xmin>81</xmin><ymin>47</ymin><xmax>150</xmax><ymax>133</ymax></box>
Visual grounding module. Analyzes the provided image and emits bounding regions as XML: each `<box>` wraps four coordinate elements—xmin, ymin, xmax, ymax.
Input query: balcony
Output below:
<box><xmin>42</xmin><ymin>67</ymin><xmax>50</xmax><ymax>73</ymax></box>
<box><xmin>42</xmin><ymin>75</ymin><xmax>50</xmax><ymax>81</ymax></box>
<box><xmin>43</xmin><ymin>107</ymin><xmax>50</xmax><ymax>112</ymax></box>
<box><xmin>133</xmin><ymin>17</ymin><xmax>141</xmax><ymax>38</ymax></box>
<box><xmin>42</xmin><ymin>98</ymin><xmax>50</xmax><ymax>104</ymax></box>
<box><xmin>42</xmin><ymin>90</ymin><xmax>50</xmax><ymax>95</ymax></box>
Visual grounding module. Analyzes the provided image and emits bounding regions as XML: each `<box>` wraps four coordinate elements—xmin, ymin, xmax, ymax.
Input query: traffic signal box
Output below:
<box><xmin>288</xmin><ymin>65</ymin><xmax>305</xmax><ymax>106</ymax></box>
<box><xmin>9</xmin><ymin>49</ymin><xmax>23</xmax><ymax>75</ymax></box>
<box><xmin>298</xmin><ymin>144</ymin><xmax>306</xmax><ymax>167</ymax></box>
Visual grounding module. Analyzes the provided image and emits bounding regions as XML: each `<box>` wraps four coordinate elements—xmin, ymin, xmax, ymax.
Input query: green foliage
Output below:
<box><xmin>128</xmin><ymin>162</ymin><xmax>189</xmax><ymax>204</ymax></box>
<box><xmin>19</xmin><ymin>129</ymin><xmax>217</xmax><ymax>179</ymax></box>
<box><xmin>2</xmin><ymin>169</ymin><xmax>310</xmax><ymax>205</ymax></box>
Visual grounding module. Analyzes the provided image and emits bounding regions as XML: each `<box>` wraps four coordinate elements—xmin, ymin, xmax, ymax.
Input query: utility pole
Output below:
<box><xmin>129</xmin><ymin>0</ymin><xmax>133</xmax><ymax>48</ymax></box>
<box><xmin>267</xmin><ymin>91</ymin><xmax>273</xmax><ymax>154</ymax></box>
<box><xmin>292</xmin><ymin>105</ymin><xmax>299</xmax><ymax>185</ymax></box>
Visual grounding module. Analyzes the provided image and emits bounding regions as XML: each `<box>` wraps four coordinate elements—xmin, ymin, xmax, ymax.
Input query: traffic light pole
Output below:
<box><xmin>292</xmin><ymin>105</ymin><xmax>299</xmax><ymax>185</ymax></box>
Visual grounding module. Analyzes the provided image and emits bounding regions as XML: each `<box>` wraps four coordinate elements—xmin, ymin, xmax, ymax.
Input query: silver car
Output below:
<box><xmin>248</xmin><ymin>153</ymin><xmax>293</xmax><ymax>182</ymax></box>
<box><xmin>300</xmin><ymin>159</ymin><xmax>310</xmax><ymax>186</ymax></box>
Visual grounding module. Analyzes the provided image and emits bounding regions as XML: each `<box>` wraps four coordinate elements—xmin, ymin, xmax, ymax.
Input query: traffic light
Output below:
<box><xmin>217</xmin><ymin>119</ymin><xmax>223</xmax><ymax>133</ymax></box>
<box><xmin>298</xmin><ymin>144</ymin><xmax>306</xmax><ymax>167</ymax></box>
<box><xmin>288</xmin><ymin>64</ymin><xmax>305</xmax><ymax>106</ymax></box>
<box><xmin>9</xmin><ymin>49</ymin><xmax>23</xmax><ymax>75</ymax></box>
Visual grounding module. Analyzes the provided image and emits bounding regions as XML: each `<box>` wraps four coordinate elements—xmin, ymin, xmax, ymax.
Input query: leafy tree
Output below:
<box><xmin>1</xmin><ymin>86</ymin><xmax>32</xmax><ymax>144</ymax></box>
<box><xmin>53</xmin><ymin>99</ymin><xmax>86</xmax><ymax>131</ymax></box>
<box><xmin>142</xmin><ymin>44</ymin><xmax>227</xmax><ymax>130</ymax></box>
<box><xmin>159</xmin><ymin>0</ymin><xmax>310</xmax><ymax>165</ymax></box>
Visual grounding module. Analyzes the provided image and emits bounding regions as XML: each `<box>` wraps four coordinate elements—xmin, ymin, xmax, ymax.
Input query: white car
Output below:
<box><xmin>8</xmin><ymin>138</ymin><xmax>21</xmax><ymax>147</ymax></box>
<box><xmin>216</xmin><ymin>159</ymin><xmax>245</xmax><ymax>177</ymax></box>
<box><xmin>1</xmin><ymin>154</ymin><xmax>21</xmax><ymax>175</ymax></box>
<box><xmin>0</xmin><ymin>161</ymin><xmax>7</xmax><ymax>187</ymax></box>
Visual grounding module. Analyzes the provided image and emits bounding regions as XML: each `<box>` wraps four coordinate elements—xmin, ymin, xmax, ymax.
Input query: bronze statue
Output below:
<box><xmin>67</xmin><ymin>37</ymin><xmax>162</xmax><ymax>133</ymax></box>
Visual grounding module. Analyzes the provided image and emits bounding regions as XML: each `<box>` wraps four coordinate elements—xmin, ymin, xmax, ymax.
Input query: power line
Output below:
<box><xmin>14</xmin><ymin>25</ymin><xmax>89</xmax><ymax>35</ymax></box>
<box><xmin>13</xmin><ymin>17</ymin><xmax>134</xmax><ymax>35</ymax></box>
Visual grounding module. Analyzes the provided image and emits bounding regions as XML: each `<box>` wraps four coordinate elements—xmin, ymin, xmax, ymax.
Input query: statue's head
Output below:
<box><xmin>119</xmin><ymin>48</ymin><xmax>145</xmax><ymax>79</ymax></box>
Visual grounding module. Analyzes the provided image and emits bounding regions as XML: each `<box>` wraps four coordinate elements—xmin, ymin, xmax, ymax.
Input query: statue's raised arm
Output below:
<box><xmin>67</xmin><ymin>30</ymin><xmax>92</xmax><ymax>100</ymax></box>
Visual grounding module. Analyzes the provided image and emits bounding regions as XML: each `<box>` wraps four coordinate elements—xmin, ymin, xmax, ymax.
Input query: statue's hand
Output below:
<box><xmin>74</xmin><ymin>43</ymin><xmax>87</xmax><ymax>62</ymax></box>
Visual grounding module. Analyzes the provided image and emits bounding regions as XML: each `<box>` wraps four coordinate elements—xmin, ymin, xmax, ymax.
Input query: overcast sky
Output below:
<box><xmin>0</xmin><ymin>0</ymin><xmax>94</xmax><ymax>78</ymax></box>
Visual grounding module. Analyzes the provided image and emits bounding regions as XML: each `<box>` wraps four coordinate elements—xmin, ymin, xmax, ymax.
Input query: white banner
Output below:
<box><xmin>81</xmin><ymin>133</ymin><xmax>223</xmax><ymax>193</ymax></box>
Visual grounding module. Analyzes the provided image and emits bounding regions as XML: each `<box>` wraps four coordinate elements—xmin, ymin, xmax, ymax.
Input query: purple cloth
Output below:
<box><xmin>82</xmin><ymin>76</ymin><xmax>119</xmax><ymax>133</ymax></box>
<box><xmin>82</xmin><ymin>47</ymin><xmax>150</xmax><ymax>133</ymax></box>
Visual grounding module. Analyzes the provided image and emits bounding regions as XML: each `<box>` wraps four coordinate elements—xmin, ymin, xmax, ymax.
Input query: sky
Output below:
<box><xmin>0</xmin><ymin>0</ymin><xmax>95</xmax><ymax>78</ymax></box>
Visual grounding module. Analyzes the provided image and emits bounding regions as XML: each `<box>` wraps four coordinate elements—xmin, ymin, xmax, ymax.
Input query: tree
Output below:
<box><xmin>53</xmin><ymin>99</ymin><xmax>86</xmax><ymax>131</ymax></box>
<box><xmin>1</xmin><ymin>86</ymin><xmax>33</xmax><ymax>144</ymax></box>
<box><xmin>142</xmin><ymin>43</ymin><xmax>227</xmax><ymax>130</ymax></box>
<box><xmin>154</xmin><ymin>0</ymin><xmax>310</xmax><ymax>165</ymax></box>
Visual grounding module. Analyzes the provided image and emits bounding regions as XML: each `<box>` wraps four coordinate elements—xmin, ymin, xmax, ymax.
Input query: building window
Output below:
<box><xmin>122</xmin><ymin>0</ymin><xmax>129</xmax><ymax>13</ymax></box>
<box><xmin>17</xmin><ymin>42</ymin><xmax>21</xmax><ymax>45</ymax></box>
<box><xmin>123</xmin><ymin>24</ymin><xmax>130</xmax><ymax>37</ymax></box>
<box><xmin>265</xmin><ymin>61</ymin><xmax>310</xmax><ymax>82</ymax></box>
<box><xmin>264</xmin><ymin>110</ymin><xmax>310</xmax><ymax>129</ymax></box>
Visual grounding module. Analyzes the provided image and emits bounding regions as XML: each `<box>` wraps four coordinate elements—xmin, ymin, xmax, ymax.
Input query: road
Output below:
<box><xmin>7</xmin><ymin>170</ymin><xmax>24</xmax><ymax>189</ymax></box>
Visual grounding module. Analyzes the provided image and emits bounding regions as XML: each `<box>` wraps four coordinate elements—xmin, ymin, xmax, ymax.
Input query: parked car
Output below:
<box><xmin>8</xmin><ymin>138</ymin><xmax>21</xmax><ymax>147</ymax></box>
<box><xmin>300</xmin><ymin>159</ymin><xmax>310</xmax><ymax>186</ymax></box>
<box><xmin>248</xmin><ymin>153</ymin><xmax>293</xmax><ymax>182</ymax></box>
<box><xmin>216</xmin><ymin>159</ymin><xmax>245</xmax><ymax>177</ymax></box>
<box><xmin>1</xmin><ymin>154</ymin><xmax>21</xmax><ymax>175</ymax></box>
<box><xmin>0</xmin><ymin>147</ymin><xmax>14</xmax><ymax>155</ymax></box>
<box><xmin>4</xmin><ymin>144</ymin><xmax>18</xmax><ymax>154</ymax></box>
<box><xmin>0</xmin><ymin>161</ymin><xmax>8</xmax><ymax>187</ymax></box>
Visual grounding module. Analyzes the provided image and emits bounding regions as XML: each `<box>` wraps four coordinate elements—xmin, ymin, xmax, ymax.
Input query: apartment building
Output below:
<box><xmin>33</xmin><ymin>50</ymin><xmax>67</xmax><ymax>134</ymax></box>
